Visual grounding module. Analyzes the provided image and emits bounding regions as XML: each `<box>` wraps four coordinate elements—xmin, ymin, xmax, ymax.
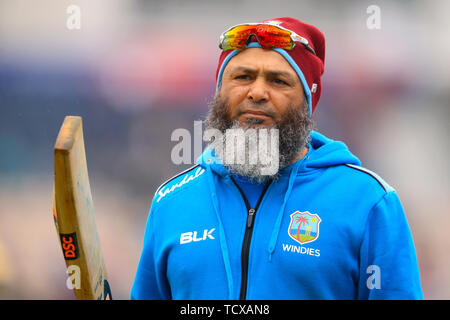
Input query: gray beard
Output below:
<box><xmin>204</xmin><ymin>93</ymin><xmax>314</xmax><ymax>183</ymax></box>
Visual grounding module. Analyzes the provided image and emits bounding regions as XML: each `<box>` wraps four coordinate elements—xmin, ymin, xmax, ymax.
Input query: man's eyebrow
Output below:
<box><xmin>230</xmin><ymin>66</ymin><xmax>258</xmax><ymax>74</ymax></box>
<box><xmin>230</xmin><ymin>66</ymin><xmax>297</xmax><ymax>82</ymax></box>
<box><xmin>266</xmin><ymin>70</ymin><xmax>297</xmax><ymax>82</ymax></box>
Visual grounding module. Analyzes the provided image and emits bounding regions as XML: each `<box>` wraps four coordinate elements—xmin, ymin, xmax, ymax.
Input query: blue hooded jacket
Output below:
<box><xmin>130</xmin><ymin>131</ymin><xmax>423</xmax><ymax>300</ymax></box>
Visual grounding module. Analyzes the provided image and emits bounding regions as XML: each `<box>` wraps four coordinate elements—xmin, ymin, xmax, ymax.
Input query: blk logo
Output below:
<box><xmin>180</xmin><ymin>228</ymin><xmax>215</xmax><ymax>245</ymax></box>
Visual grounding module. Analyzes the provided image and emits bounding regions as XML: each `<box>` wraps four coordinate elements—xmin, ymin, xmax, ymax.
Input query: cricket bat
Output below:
<box><xmin>52</xmin><ymin>115</ymin><xmax>112</xmax><ymax>300</ymax></box>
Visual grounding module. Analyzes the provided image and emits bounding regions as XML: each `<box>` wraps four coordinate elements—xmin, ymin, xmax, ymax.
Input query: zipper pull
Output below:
<box><xmin>247</xmin><ymin>208</ymin><xmax>256</xmax><ymax>228</ymax></box>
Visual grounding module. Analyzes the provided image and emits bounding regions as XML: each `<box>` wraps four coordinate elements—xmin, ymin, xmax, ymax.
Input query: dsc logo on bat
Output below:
<box><xmin>60</xmin><ymin>232</ymin><xmax>79</xmax><ymax>260</ymax></box>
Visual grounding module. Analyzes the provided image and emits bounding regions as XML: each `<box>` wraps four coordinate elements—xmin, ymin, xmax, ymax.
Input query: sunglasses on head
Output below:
<box><xmin>219</xmin><ymin>22</ymin><xmax>316</xmax><ymax>56</ymax></box>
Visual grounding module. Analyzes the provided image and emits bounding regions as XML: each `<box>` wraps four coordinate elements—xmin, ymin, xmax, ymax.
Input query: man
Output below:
<box><xmin>131</xmin><ymin>17</ymin><xmax>423</xmax><ymax>299</ymax></box>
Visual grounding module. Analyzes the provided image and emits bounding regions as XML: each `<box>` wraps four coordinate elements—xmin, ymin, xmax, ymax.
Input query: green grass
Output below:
<box><xmin>292</xmin><ymin>234</ymin><xmax>315</xmax><ymax>242</ymax></box>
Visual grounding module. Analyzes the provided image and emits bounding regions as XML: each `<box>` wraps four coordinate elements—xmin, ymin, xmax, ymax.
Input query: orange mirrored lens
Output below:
<box><xmin>221</xmin><ymin>25</ymin><xmax>258</xmax><ymax>50</ymax></box>
<box><xmin>221</xmin><ymin>24</ymin><xmax>295</xmax><ymax>51</ymax></box>
<box><xmin>256</xmin><ymin>25</ymin><xmax>294</xmax><ymax>49</ymax></box>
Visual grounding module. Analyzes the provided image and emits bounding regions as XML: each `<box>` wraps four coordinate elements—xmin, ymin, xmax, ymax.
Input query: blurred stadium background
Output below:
<box><xmin>0</xmin><ymin>0</ymin><xmax>449</xmax><ymax>299</ymax></box>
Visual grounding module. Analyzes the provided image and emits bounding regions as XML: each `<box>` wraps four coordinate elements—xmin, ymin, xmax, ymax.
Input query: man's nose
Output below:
<box><xmin>247</xmin><ymin>78</ymin><xmax>269</xmax><ymax>104</ymax></box>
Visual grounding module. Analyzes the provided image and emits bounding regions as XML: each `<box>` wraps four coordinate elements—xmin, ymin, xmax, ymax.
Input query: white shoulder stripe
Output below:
<box><xmin>345</xmin><ymin>164</ymin><xmax>394</xmax><ymax>193</ymax></box>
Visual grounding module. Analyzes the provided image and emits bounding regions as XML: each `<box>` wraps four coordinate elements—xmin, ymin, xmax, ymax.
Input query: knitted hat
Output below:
<box><xmin>215</xmin><ymin>17</ymin><xmax>325</xmax><ymax>116</ymax></box>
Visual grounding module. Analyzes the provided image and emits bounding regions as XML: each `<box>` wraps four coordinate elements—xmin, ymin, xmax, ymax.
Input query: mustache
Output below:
<box><xmin>236</xmin><ymin>103</ymin><xmax>277</xmax><ymax>119</ymax></box>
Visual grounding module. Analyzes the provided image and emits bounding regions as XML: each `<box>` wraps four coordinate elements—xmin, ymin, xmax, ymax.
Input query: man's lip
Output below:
<box><xmin>240</xmin><ymin>110</ymin><xmax>272</xmax><ymax>118</ymax></box>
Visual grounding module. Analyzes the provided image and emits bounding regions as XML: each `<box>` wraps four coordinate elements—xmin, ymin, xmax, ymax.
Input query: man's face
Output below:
<box><xmin>205</xmin><ymin>47</ymin><xmax>313</xmax><ymax>182</ymax></box>
<box><xmin>219</xmin><ymin>47</ymin><xmax>305</xmax><ymax>127</ymax></box>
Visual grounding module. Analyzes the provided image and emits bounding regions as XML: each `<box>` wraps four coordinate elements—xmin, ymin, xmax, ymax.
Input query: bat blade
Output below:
<box><xmin>53</xmin><ymin>115</ymin><xmax>112</xmax><ymax>300</ymax></box>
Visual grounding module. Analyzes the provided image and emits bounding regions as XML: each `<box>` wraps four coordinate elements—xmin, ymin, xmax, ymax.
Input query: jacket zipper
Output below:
<box><xmin>230</xmin><ymin>176</ymin><xmax>272</xmax><ymax>300</ymax></box>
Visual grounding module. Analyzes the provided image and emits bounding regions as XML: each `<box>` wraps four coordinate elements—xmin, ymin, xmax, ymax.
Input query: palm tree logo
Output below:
<box><xmin>295</xmin><ymin>216</ymin><xmax>309</xmax><ymax>240</ymax></box>
<box><xmin>288</xmin><ymin>211</ymin><xmax>321</xmax><ymax>245</ymax></box>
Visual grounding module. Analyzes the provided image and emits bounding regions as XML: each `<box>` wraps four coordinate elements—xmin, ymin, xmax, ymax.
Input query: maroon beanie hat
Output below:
<box><xmin>215</xmin><ymin>17</ymin><xmax>325</xmax><ymax>115</ymax></box>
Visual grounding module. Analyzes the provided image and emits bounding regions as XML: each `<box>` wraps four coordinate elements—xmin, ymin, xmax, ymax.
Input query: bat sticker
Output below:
<box><xmin>60</xmin><ymin>232</ymin><xmax>79</xmax><ymax>260</ymax></box>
